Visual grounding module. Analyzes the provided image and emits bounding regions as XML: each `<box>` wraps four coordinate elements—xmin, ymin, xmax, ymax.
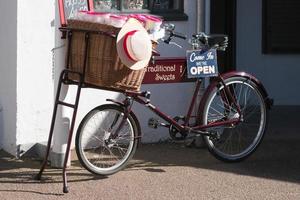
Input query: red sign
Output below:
<box><xmin>143</xmin><ymin>58</ymin><xmax>193</xmax><ymax>84</ymax></box>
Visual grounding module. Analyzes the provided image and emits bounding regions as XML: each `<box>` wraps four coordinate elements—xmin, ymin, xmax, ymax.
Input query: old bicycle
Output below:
<box><xmin>74</xmin><ymin>26</ymin><xmax>273</xmax><ymax>174</ymax></box>
<box><xmin>36</xmin><ymin>21</ymin><xmax>273</xmax><ymax>193</ymax></box>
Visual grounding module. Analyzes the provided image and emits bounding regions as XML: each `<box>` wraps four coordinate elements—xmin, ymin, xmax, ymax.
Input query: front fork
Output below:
<box><xmin>109</xmin><ymin>96</ymin><xmax>133</xmax><ymax>140</ymax></box>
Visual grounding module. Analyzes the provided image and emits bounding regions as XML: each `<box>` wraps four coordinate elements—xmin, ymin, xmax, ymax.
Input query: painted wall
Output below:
<box><xmin>16</xmin><ymin>0</ymin><xmax>55</xmax><ymax>153</ymax></box>
<box><xmin>236</xmin><ymin>0</ymin><xmax>300</xmax><ymax>105</ymax></box>
<box><xmin>134</xmin><ymin>0</ymin><xmax>198</xmax><ymax>141</ymax></box>
<box><xmin>0</xmin><ymin>1</ymin><xmax>17</xmax><ymax>154</ymax></box>
<box><xmin>67</xmin><ymin>0</ymin><xmax>200</xmax><ymax>144</ymax></box>
<box><xmin>123</xmin><ymin>0</ymin><xmax>199</xmax><ymax>142</ymax></box>
<box><xmin>0</xmin><ymin>0</ymin><xmax>200</xmax><ymax>156</ymax></box>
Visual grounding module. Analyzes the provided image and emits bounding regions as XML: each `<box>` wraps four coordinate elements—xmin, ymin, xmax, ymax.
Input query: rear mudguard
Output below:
<box><xmin>107</xmin><ymin>99</ymin><xmax>142</xmax><ymax>146</ymax></box>
<box><xmin>198</xmin><ymin>71</ymin><xmax>273</xmax><ymax>121</ymax></box>
<box><xmin>222</xmin><ymin>71</ymin><xmax>272</xmax><ymax>108</ymax></box>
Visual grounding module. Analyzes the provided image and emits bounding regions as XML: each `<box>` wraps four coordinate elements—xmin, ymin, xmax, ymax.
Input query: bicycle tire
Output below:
<box><xmin>75</xmin><ymin>104</ymin><xmax>138</xmax><ymax>175</ymax></box>
<box><xmin>201</xmin><ymin>76</ymin><xmax>268</xmax><ymax>162</ymax></box>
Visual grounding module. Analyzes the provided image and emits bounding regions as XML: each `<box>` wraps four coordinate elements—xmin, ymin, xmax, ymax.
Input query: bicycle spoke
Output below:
<box><xmin>209</xmin><ymin>107</ymin><xmax>227</xmax><ymax>119</ymax></box>
<box><xmin>243</xmin><ymin>106</ymin><xmax>261</xmax><ymax>121</ymax></box>
<box><xmin>76</xmin><ymin>105</ymin><xmax>137</xmax><ymax>175</ymax></box>
<box><xmin>218</xmin><ymin>88</ymin><xmax>238</xmax><ymax>114</ymax></box>
<box><xmin>110</xmin><ymin>144</ymin><xmax>128</xmax><ymax>157</ymax></box>
<box><xmin>203</xmin><ymin>78</ymin><xmax>267</xmax><ymax>161</ymax></box>
<box><xmin>90</xmin><ymin>134</ymin><xmax>104</xmax><ymax>143</ymax></box>
<box><xmin>237</xmin><ymin>83</ymin><xmax>243</xmax><ymax>105</ymax></box>
<box><xmin>109</xmin><ymin>148</ymin><xmax>121</xmax><ymax>162</ymax></box>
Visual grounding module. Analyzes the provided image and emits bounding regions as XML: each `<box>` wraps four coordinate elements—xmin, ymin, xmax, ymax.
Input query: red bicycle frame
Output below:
<box><xmin>122</xmin><ymin>76</ymin><xmax>242</xmax><ymax>136</ymax></box>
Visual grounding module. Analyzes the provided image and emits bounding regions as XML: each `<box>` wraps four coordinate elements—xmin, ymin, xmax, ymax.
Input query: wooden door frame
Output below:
<box><xmin>210</xmin><ymin>0</ymin><xmax>237</xmax><ymax>72</ymax></box>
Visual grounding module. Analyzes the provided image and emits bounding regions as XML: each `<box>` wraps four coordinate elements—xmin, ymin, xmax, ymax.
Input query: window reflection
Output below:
<box><xmin>93</xmin><ymin>0</ymin><xmax>183</xmax><ymax>14</ymax></box>
<box><xmin>94</xmin><ymin>0</ymin><xmax>119</xmax><ymax>10</ymax></box>
<box><xmin>151</xmin><ymin>0</ymin><xmax>180</xmax><ymax>10</ymax></box>
<box><xmin>123</xmin><ymin>0</ymin><xmax>148</xmax><ymax>10</ymax></box>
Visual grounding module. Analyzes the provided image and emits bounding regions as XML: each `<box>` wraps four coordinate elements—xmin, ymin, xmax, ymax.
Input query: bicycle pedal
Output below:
<box><xmin>209</xmin><ymin>131</ymin><xmax>221</xmax><ymax>141</ymax></box>
<box><xmin>148</xmin><ymin>118</ymin><xmax>169</xmax><ymax>129</ymax></box>
<box><xmin>184</xmin><ymin>138</ymin><xmax>195</xmax><ymax>147</ymax></box>
<box><xmin>148</xmin><ymin>118</ymin><xmax>159</xmax><ymax>129</ymax></box>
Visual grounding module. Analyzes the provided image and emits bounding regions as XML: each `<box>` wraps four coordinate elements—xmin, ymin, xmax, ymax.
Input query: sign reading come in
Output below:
<box><xmin>186</xmin><ymin>49</ymin><xmax>218</xmax><ymax>79</ymax></box>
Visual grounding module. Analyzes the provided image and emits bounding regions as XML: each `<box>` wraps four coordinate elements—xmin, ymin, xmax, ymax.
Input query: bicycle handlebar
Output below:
<box><xmin>163</xmin><ymin>31</ymin><xmax>186</xmax><ymax>44</ymax></box>
<box><xmin>162</xmin><ymin>24</ymin><xmax>228</xmax><ymax>51</ymax></box>
<box><xmin>163</xmin><ymin>24</ymin><xmax>187</xmax><ymax>44</ymax></box>
<box><xmin>172</xmin><ymin>32</ymin><xmax>187</xmax><ymax>40</ymax></box>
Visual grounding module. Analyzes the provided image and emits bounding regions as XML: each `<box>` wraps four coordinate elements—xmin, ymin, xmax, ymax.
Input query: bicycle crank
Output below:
<box><xmin>169</xmin><ymin>116</ymin><xmax>187</xmax><ymax>141</ymax></box>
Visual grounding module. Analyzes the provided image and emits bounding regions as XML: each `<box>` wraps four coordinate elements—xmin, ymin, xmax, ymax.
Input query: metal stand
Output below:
<box><xmin>35</xmin><ymin>31</ymin><xmax>91</xmax><ymax>193</ymax></box>
<box><xmin>35</xmin><ymin>69</ymin><xmax>83</xmax><ymax>193</ymax></box>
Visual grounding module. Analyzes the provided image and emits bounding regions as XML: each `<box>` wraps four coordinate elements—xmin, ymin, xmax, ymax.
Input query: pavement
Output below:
<box><xmin>0</xmin><ymin>106</ymin><xmax>300</xmax><ymax>200</ymax></box>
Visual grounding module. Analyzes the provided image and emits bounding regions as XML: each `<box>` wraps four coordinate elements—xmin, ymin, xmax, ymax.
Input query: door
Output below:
<box><xmin>210</xmin><ymin>0</ymin><xmax>236</xmax><ymax>72</ymax></box>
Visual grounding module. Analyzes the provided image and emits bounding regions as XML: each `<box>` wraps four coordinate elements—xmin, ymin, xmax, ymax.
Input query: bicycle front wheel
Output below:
<box><xmin>201</xmin><ymin>76</ymin><xmax>268</xmax><ymax>162</ymax></box>
<box><xmin>75</xmin><ymin>104</ymin><xmax>138</xmax><ymax>175</ymax></box>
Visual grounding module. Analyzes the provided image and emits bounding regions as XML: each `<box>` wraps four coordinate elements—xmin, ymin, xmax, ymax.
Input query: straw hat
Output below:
<box><xmin>116</xmin><ymin>18</ymin><xmax>152</xmax><ymax>70</ymax></box>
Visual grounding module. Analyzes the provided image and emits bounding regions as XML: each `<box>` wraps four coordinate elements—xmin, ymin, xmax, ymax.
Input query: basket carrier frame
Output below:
<box><xmin>35</xmin><ymin>28</ymin><xmax>124</xmax><ymax>193</ymax></box>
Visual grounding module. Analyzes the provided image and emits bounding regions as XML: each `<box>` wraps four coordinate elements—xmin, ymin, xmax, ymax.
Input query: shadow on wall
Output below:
<box><xmin>0</xmin><ymin>103</ymin><xmax>3</xmax><ymax>149</ymax></box>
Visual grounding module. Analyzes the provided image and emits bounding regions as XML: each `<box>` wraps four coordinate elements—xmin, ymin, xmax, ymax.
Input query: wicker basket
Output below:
<box><xmin>66</xmin><ymin>19</ymin><xmax>147</xmax><ymax>92</ymax></box>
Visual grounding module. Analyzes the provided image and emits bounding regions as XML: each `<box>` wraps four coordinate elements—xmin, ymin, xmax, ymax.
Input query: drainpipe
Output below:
<box><xmin>197</xmin><ymin>0</ymin><xmax>211</xmax><ymax>89</ymax></box>
<box><xmin>194</xmin><ymin>0</ymin><xmax>207</xmax><ymax>148</ymax></box>
<box><xmin>197</xmin><ymin>0</ymin><xmax>210</xmax><ymax>33</ymax></box>
<box><xmin>204</xmin><ymin>0</ymin><xmax>210</xmax><ymax>34</ymax></box>
<box><xmin>196</xmin><ymin>0</ymin><xmax>205</xmax><ymax>33</ymax></box>
<box><xmin>197</xmin><ymin>0</ymin><xmax>210</xmax><ymax>89</ymax></box>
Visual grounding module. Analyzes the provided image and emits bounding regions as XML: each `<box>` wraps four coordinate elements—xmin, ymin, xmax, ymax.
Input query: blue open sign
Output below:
<box><xmin>186</xmin><ymin>49</ymin><xmax>218</xmax><ymax>78</ymax></box>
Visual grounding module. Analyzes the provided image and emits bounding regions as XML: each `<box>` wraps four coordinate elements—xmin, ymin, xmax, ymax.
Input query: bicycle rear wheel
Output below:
<box><xmin>201</xmin><ymin>76</ymin><xmax>268</xmax><ymax>162</ymax></box>
<box><xmin>75</xmin><ymin>104</ymin><xmax>138</xmax><ymax>175</ymax></box>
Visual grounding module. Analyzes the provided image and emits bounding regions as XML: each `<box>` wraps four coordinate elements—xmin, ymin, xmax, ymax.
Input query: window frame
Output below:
<box><xmin>262</xmin><ymin>0</ymin><xmax>300</xmax><ymax>54</ymax></box>
<box><xmin>92</xmin><ymin>0</ymin><xmax>188</xmax><ymax>21</ymax></box>
<box><xmin>149</xmin><ymin>0</ymin><xmax>188</xmax><ymax>21</ymax></box>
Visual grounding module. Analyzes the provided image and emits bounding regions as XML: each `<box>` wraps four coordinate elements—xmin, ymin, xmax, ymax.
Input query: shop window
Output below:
<box><xmin>93</xmin><ymin>0</ymin><xmax>188</xmax><ymax>21</ymax></box>
<box><xmin>263</xmin><ymin>0</ymin><xmax>300</xmax><ymax>54</ymax></box>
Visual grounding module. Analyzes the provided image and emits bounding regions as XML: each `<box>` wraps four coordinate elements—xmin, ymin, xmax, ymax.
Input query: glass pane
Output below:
<box><xmin>150</xmin><ymin>0</ymin><xmax>181</xmax><ymax>10</ymax></box>
<box><xmin>94</xmin><ymin>0</ymin><xmax>119</xmax><ymax>10</ymax></box>
<box><xmin>123</xmin><ymin>0</ymin><xmax>149</xmax><ymax>10</ymax></box>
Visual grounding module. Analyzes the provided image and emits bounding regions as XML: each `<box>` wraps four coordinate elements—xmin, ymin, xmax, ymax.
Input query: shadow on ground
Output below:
<box><xmin>0</xmin><ymin>106</ymin><xmax>299</xmax><ymax>188</ymax></box>
<box><xmin>129</xmin><ymin>106</ymin><xmax>300</xmax><ymax>184</ymax></box>
<box><xmin>0</xmin><ymin>151</ymin><xmax>106</xmax><ymax>185</ymax></box>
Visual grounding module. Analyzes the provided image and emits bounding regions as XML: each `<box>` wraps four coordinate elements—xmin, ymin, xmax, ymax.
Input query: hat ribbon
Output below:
<box><xmin>123</xmin><ymin>30</ymin><xmax>138</xmax><ymax>62</ymax></box>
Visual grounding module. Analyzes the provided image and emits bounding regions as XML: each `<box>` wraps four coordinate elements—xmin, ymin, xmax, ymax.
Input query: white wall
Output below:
<box><xmin>156</xmin><ymin>1</ymin><xmax>198</xmax><ymax>57</ymax></box>
<box><xmin>0</xmin><ymin>0</ymin><xmax>201</xmax><ymax>156</ymax></box>
<box><xmin>68</xmin><ymin>1</ymin><xmax>200</xmax><ymax>143</ymax></box>
<box><xmin>0</xmin><ymin>1</ymin><xmax>17</xmax><ymax>154</ymax></box>
<box><xmin>236</xmin><ymin>0</ymin><xmax>300</xmax><ymax>105</ymax></box>
<box><xmin>16</xmin><ymin>0</ymin><xmax>55</xmax><ymax>152</ymax></box>
<box><xmin>136</xmin><ymin>1</ymin><xmax>199</xmax><ymax>142</ymax></box>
